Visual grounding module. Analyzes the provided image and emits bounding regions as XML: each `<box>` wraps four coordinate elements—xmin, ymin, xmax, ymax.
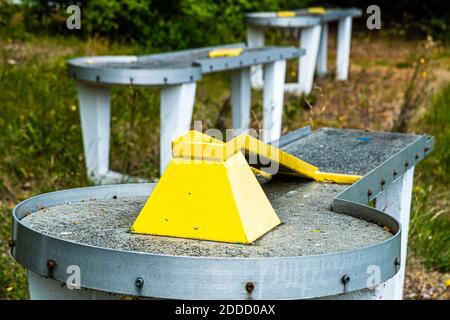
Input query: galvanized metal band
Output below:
<box><xmin>68</xmin><ymin>56</ymin><xmax>203</xmax><ymax>86</ymax></box>
<box><xmin>245</xmin><ymin>8</ymin><xmax>362</xmax><ymax>28</ymax></box>
<box><xmin>12</xmin><ymin>183</ymin><xmax>401</xmax><ymax>299</ymax></box>
<box><xmin>335</xmin><ymin>135</ymin><xmax>434</xmax><ymax>206</ymax></box>
<box><xmin>68</xmin><ymin>46</ymin><xmax>304</xmax><ymax>86</ymax></box>
<box><xmin>270</xmin><ymin>125</ymin><xmax>312</xmax><ymax>147</ymax></box>
<box><xmin>197</xmin><ymin>47</ymin><xmax>305</xmax><ymax>74</ymax></box>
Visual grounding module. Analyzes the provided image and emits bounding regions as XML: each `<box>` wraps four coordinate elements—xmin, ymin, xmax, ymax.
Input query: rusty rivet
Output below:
<box><xmin>245</xmin><ymin>282</ymin><xmax>255</xmax><ymax>294</ymax></box>
<box><xmin>47</xmin><ymin>259</ymin><xmax>56</xmax><ymax>270</ymax></box>
<box><xmin>367</xmin><ymin>189</ymin><xmax>373</xmax><ymax>197</ymax></box>
<box><xmin>424</xmin><ymin>146</ymin><xmax>430</xmax><ymax>152</ymax></box>
<box><xmin>415</xmin><ymin>153</ymin><xmax>419</xmax><ymax>160</ymax></box>
<box><xmin>135</xmin><ymin>277</ymin><xmax>144</xmax><ymax>288</ymax></box>
<box><xmin>393</xmin><ymin>170</ymin><xmax>398</xmax><ymax>177</ymax></box>
<box><xmin>380</xmin><ymin>179</ymin><xmax>386</xmax><ymax>186</ymax></box>
<box><xmin>394</xmin><ymin>257</ymin><xmax>401</xmax><ymax>267</ymax></box>
<box><xmin>405</xmin><ymin>161</ymin><xmax>409</xmax><ymax>167</ymax></box>
<box><xmin>341</xmin><ymin>274</ymin><xmax>350</xmax><ymax>284</ymax></box>
<box><xmin>8</xmin><ymin>239</ymin><xmax>15</xmax><ymax>248</ymax></box>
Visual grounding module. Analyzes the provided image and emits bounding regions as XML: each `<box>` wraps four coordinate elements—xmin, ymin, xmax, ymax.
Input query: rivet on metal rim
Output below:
<box><xmin>245</xmin><ymin>282</ymin><xmax>255</xmax><ymax>294</ymax></box>
<box><xmin>8</xmin><ymin>239</ymin><xmax>15</xmax><ymax>255</ymax></box>
<box><xmin>47</xmin><ymin>259</ymin><xmax>56</xmax><ymax>270</ymax></box>
<box><xmin>394</xmin><ymin>257</ymin><xmax>401</xmax><ymax>268</ymax></box>
<box><xmin>135</xmin><ymin>277</ymin><xmax>144</xmax><ymax>288</ymax></box>
<box><xmin>341</xmin><ymin>274</ymin><xmax>350</xmax><ymax>285</ymax></box>
<box><xmin>8</xmin><ymin>239</ymin><xmax>15</xmax><ymax>248</ymax></box>
<box><xmin>367</xmin><ymin>189</ymin><xmax>373</xmax><ymax>197</ymax></box>
<box><xmin>393</xmin><ymin>169</ymin><xmax>398</xmax><ymax>177</ymax></box>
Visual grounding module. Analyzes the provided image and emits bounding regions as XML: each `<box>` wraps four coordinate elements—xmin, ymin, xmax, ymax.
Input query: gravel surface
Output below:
<box><xmin>21</xmin><ymin>179</ymin><xmax>392</xmax><ymax>258</ymax></box>
<box><xmin>283</xmin><ymin>127</ymin><xmax>418</xmax><ymax>175</ymax></box>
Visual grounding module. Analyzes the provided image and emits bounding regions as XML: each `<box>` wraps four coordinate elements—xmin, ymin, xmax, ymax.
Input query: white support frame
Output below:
<box><xmin>262</xmin><ymin>60</ymin><xmax>287</xmax><ymax>143</ymax></box>
<box><xmin>336</xmin><ymin>16</ymin><xmax>353</xmax><ymax>80</ymax></box>
<box><xmin>375</xmin><ymin>167</ymin><xmax>415</xmax><ymax>299</ymax></box>
<box><xmin>246</xmin><ymin>26</ymin><xmax>265</xmax><ymax>89</ymax></box>
<box><xmin>77</xmin><ymin>63</ymin><xmax>291</xmax><ymax>182</ymax></box>
<box><xmin>77</xmin><ymin>82</ymin><xmax>120</xmax><ymax>183</ymax></box>
<box><xmin>160</xmin><ymin>83</ymin><xmax>197</xmax><ymax>173</ymax></box>
<box><xmin>316</xmin><ymin>23</ymin><xmax>329</xmax><ymax>77</ymax></box>
<box><xmin>246</xmin><ymin>16</ymin><xmax>356</xmax><ymax>94</ymax></box>
<box><xmin>231</xmin><ymin>68</ymin><xmax>251</xmax><ymax>135</ymax></box>
<box><xmin>77</xmin><ymin>81</ymin><xmax>196</xmax><ymax>182</ymax></box>
<box><xmin>293</xmin><ymin>24</ymin><xmax>322</xmax><ymax>95</ymax></box>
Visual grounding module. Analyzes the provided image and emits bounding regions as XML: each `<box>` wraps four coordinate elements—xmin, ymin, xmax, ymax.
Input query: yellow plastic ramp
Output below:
<box><xmin>172</xmin><ymin>131</ymin><xmax>319</xmax><ymax>179</ymax></box>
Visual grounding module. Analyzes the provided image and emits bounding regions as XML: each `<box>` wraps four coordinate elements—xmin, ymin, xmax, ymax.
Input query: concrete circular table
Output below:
<box><xmin>13</xmin><ymin>182</ymin><xmax>399</xmax><ymax>300</ymax></box>
<box><xmin>10</xmin><ymin>127</ymin><xmax>433</xmax><ymax>300</ymax></box>
<box><xmin>68</xmin><ymin>45</ymin><xmax>305</xmax><ymax>183</ymax></box>
<box><xmin>245</xmin><ymin>8</ymin><xmax>362</xmax><ymax>94</ymax></box>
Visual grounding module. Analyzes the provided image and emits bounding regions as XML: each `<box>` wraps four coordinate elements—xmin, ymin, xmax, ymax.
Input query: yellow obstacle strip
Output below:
<box><xmin>307</xmin><ymin>7</ymin><xmax>326</xmax><ymax>15</ymax></box>
<box><xmin>208</xmin><ymin>48</ymin><xmax>244</xmax><ymax>58</ymax></box>
<box><xmin>277</xmin><ymin>11</ymin><xmax>296</xmax><ymax>17</ymax></box>
<box><xmin>131</xmin><ymin>131</ymin><xmax>361</xmax><ymax>244</ymax></box>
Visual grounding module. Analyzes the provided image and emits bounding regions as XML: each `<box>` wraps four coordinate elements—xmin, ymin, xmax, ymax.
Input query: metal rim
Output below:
<box><xmin>12</xmin><ymin>182</ymin><xmax>401</xmax><ymax>299</ymax></box>
<box><xmin>245</xmin><ymin>8</ymin><xmax>362</xmax><ymax>27</ymax></box>
<box><xmin>68</xmin><ymin>46</ymin><xmax>304</xmax><ymax>86</ymax></box>
<box><xmin>68</xmin><ymin>56</ymin><xmax>203</xmax><ymax>86</ymax></box>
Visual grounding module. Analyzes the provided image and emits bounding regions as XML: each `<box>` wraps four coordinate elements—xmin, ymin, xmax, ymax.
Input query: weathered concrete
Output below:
<box><xmin>22</xmin><ymin>179</ymin><xmax>391</xmax><ymax>258</ymax></box>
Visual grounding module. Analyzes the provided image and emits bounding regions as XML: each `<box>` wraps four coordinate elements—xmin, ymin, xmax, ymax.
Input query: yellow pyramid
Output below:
<box><xmin>131</xmin><ymin>151</ymin><xmax>281</xmax><ymax>244</ymax></box>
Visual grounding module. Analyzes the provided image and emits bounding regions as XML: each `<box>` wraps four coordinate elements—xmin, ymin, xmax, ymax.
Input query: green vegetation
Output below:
<box><xmin>409</xmin><ymin>84</ymin><xmax>450</xmax><ymax>272</ymax></box>
<box><xmin>1</xmin><ymin>0</ymin><xmax>310</xmax><ymax>49</ymax></box>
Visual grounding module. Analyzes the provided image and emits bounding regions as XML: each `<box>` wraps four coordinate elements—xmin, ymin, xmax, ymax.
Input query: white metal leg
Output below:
<box><xmin>262</xmin><ymin>60</ymin><xmax>286</xmax><ymax>143</ymax></box>
<box><xmin>286</xmin><ymin>24</ymin><xmax>322</xmax><ymax>95</ymax></box>
<box><xmin>316</xmin><ymin>23</ymin><xmax>329</xmax><ymax>77</ymax></box>
<box><xmin>336</xmin><ymin>16</ymin><xmax>353</xmax><ymax>80</ymax></box>
<box><xmin>231</xmin><ymin>68</ymin><xmax>251</xmax><ymax>135</ymax></box>
<box><xmin>28</xmin><ymin>271</ymin><xmax>120</xmax><ymax>300</ymax></box>
<box><xmin>77</xmin><ymin>82</ymin><xmax>111</xmax><ymax>182</ymax></box>
<box><xmin>246</xmin><ymin>26</ymin><xmax>265</xmax><ymax>89</ymax></box>
<box><xmin>160</xmin><ymin>82</ymin><xmax>197</xmax><ymax>174</ymax></box>
<box><xmin>375</xmin><ymin>167</ymin><xmax>415</xmax><ymax>299</ymax></box>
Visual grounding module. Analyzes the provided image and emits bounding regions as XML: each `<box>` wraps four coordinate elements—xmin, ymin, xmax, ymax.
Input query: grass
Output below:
<box><xmin>0</xmin><ymin>33</ymin><xmax>449</xmax><ymax>299</ymax></box>
<box><xmin>409</xmin><ymin>84</ymin><xmax>450</xmax><ymax>272</ymax></box>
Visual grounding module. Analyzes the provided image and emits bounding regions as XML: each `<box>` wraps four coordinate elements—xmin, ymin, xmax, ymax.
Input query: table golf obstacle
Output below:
<box><xmin>11</xmin><ymin>127</ymin><xmax>433</xmax><ymax>299</ymax></box>
<box><xmin>246</xmin><ymin>7</ymin><xmax>362</xmax><ymax>94</ymax></box>
<box><xmin>131</xmin><ymin>131</ymin><xmax>360</xmax><ymax>244</ymax></box>
<box><xmin>68</xmin><ymin>44</ymin><xmax>305</xmax><ymax>183</ymax></box>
